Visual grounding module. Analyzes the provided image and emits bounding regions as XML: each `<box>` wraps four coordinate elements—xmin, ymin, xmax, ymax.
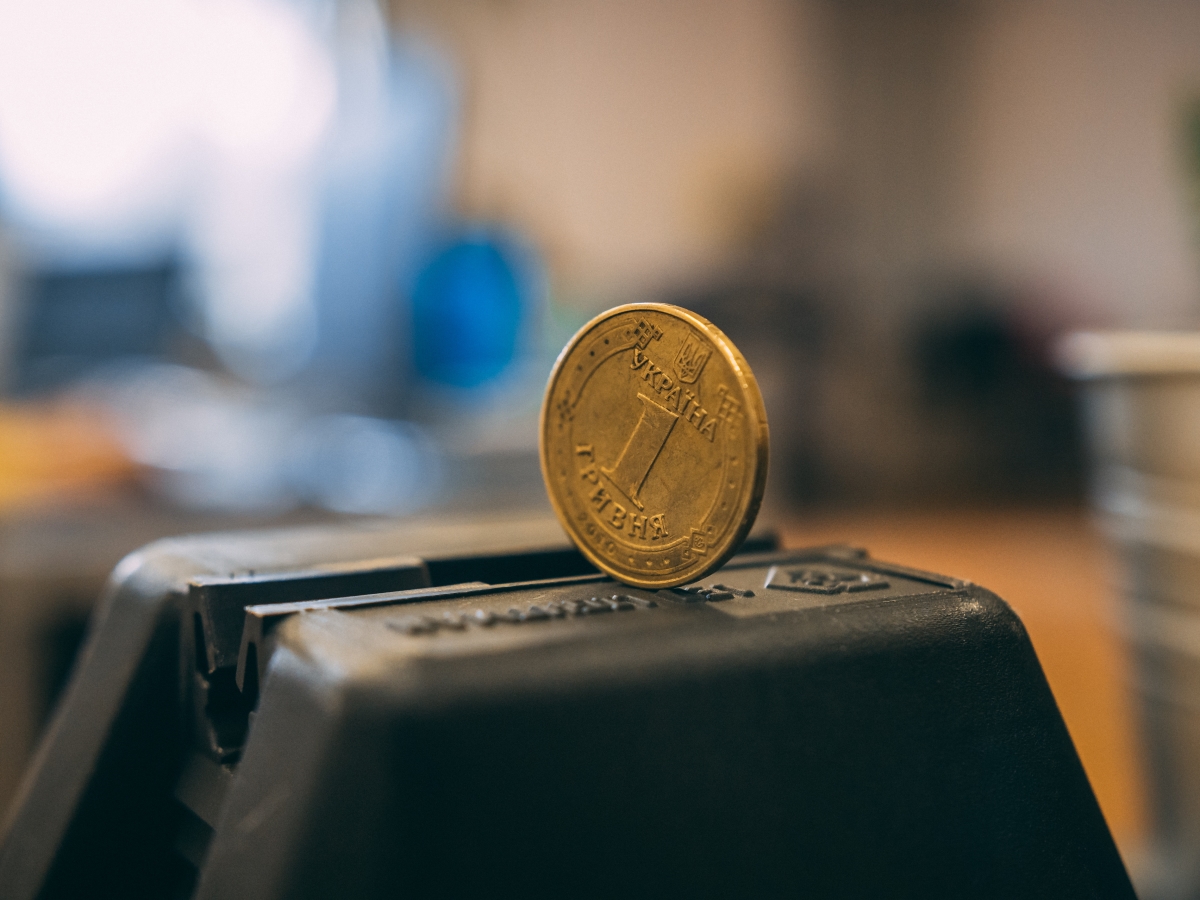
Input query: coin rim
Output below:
<box><xmin>539</xmin><ymin>302</ymin><xmax>769</xmax><ymax>589</ymax></box>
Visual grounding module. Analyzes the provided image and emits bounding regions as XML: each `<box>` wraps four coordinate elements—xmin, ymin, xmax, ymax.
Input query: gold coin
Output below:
<box><xmin>539</xmin><ymin>303</ymin><xmax>769</xmax><ymax>589</ymax></box>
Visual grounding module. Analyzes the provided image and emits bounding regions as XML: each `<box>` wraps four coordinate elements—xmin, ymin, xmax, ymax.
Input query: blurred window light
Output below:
<box><xmin>0</xmin><ymin>0</ymin><xmax>337</xmax><ymax>382</ymax></box>
<box><xmin>0</xmin><ymin>0</ymin><xmax>334</xmax><ymax>254</ymax></box>
<box><xmin>0</xmin><ymin>0</ymin><xmax>192</xmax><ymax>250</ymax></box>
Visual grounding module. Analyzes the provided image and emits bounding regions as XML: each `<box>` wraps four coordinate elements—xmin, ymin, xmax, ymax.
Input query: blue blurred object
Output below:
<box><xmin>411</xmin><ymin>231</ymin><xmax>532</xmax><ymax>388</ymax></box>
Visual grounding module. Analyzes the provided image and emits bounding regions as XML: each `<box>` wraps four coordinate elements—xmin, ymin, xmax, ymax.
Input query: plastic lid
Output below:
<box><xmin>1057</xmin><ymin>331</ymin><xmax>1200</xmax><ymax>378</ymax></box>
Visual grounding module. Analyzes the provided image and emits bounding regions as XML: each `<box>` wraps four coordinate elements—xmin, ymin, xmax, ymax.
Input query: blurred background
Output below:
<box><xmin>3</xmin><ymin>0</ymin><xmax>1200</xmax><ymax>892</ymax></box>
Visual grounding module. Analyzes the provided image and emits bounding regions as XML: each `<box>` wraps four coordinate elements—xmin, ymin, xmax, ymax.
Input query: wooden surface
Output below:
<box><xmin>782</xmin><ymin>507</ymin><xmax>1146</xmax><ymax>857</ymax></box>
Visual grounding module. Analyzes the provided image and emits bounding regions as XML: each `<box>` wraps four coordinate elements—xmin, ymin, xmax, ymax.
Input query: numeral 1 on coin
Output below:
<box><xmin>601</xmin><ymin>392</ymin><xmax>678</xmax><ymax>510</ymax></box>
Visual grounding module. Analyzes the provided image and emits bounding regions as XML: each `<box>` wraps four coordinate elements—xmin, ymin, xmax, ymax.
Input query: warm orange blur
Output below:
<box><xmin>0</xmin><ymin>404</ymin><xmax>134</xmax><ymax>510</ymax></box>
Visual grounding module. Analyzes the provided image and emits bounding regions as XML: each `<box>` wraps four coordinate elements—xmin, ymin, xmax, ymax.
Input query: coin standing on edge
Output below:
<box><xmin>539</xmin><ymin>303</ymin><xmax>769</xmax><ymax>589</ymax></box>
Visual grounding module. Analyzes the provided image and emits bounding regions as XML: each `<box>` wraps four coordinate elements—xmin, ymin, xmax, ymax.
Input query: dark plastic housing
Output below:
<box><xmin>0</xmin><ymin>518</ymin><xmax>1133</xmax><ymax>899</ymax></box>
